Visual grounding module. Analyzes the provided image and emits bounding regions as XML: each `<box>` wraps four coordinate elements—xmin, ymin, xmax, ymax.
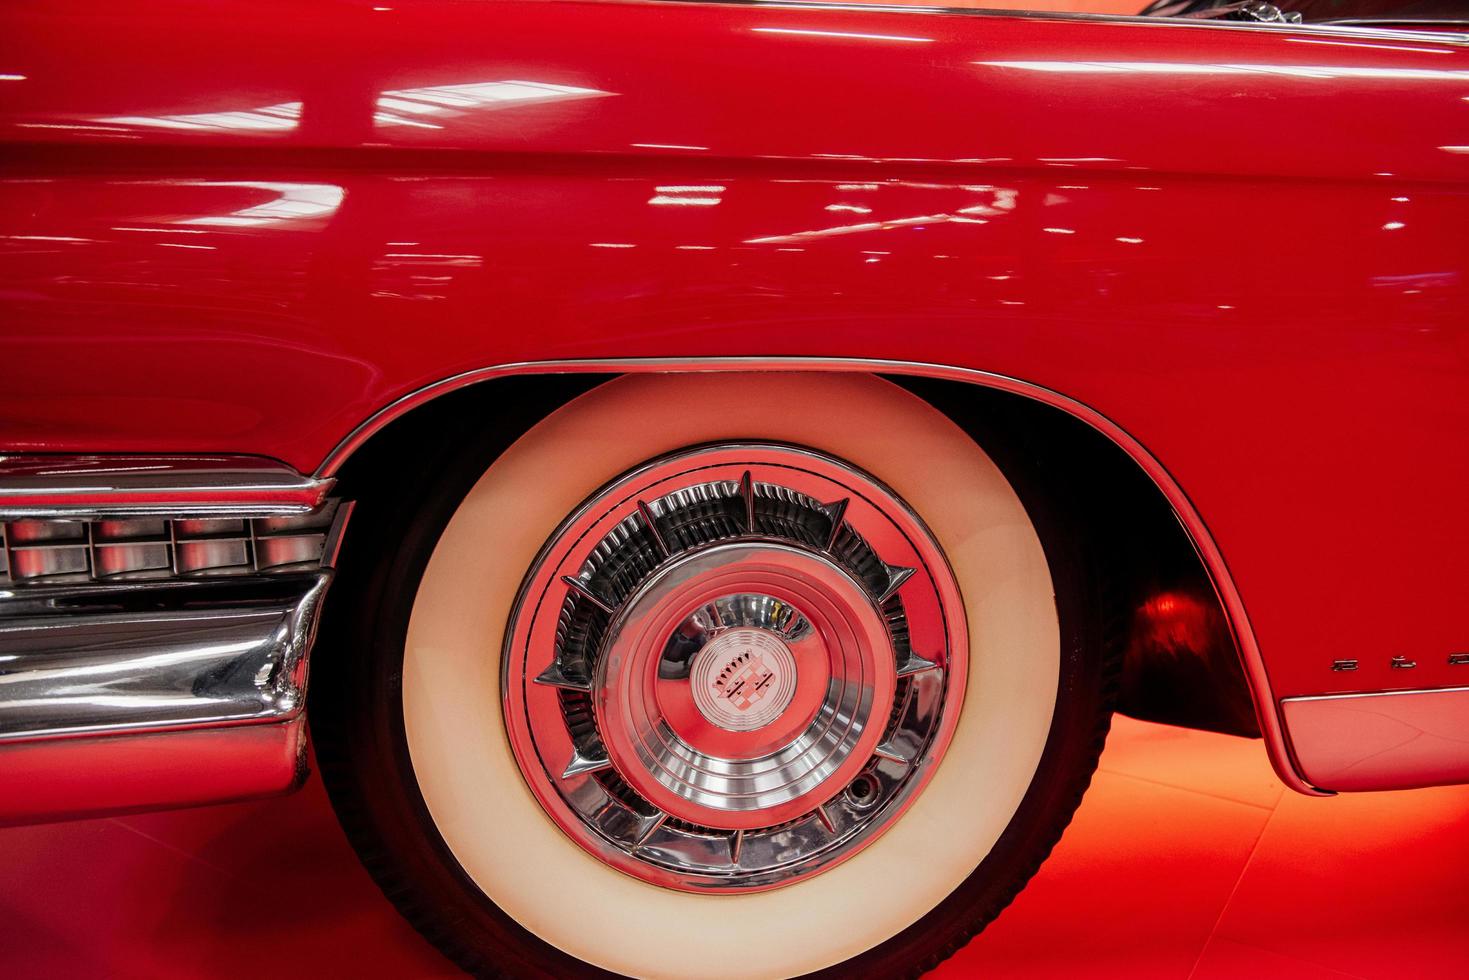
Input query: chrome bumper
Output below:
<box><xmin>0</xmin><ymin>455</ymin><xmax>345</xmax><ymax>823</ymax></box>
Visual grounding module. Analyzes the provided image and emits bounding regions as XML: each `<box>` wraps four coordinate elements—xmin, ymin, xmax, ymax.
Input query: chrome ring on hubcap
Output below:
<box><xmin>502</xmin><ymin>444</ymin><xmax>967</xmax><ymax>891</ymax></box>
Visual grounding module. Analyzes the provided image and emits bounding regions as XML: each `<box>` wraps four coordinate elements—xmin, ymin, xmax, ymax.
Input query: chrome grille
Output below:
<box><xmin>0</xmin><ymin>500</ymin><xmax>342</xmax><ymax>586</ymax></box>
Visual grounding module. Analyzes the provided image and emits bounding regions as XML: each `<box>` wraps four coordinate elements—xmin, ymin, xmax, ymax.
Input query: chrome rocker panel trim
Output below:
<box><xmin>1281</xmin><ymin>686</ymin><xmax>1469</xmax><ymax>793</ymax></box>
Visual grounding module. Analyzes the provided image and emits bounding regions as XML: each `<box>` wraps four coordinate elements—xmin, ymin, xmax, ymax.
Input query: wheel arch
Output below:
<box><xmin>318</xmin><ymin>358</ymin><xmax>1318</xmax><ymax>796</ymax></box>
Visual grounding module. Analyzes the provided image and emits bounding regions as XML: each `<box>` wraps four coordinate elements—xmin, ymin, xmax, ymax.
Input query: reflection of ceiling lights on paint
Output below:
<box><xmin>178</xmin><ymin>182</ymin><xmax>345</xmax><ymax>227</ymax></box>
<box><xmin>745</xmin><ymin>197</ymin><xmax>1014</xmax><ymax>246</ymax></box>
<box><xmin>91</xmin><ymin>80</ymin><xmax>612</xmax><ymax>135</ymax></box>
<box><xmin>374</xmin><ymin>80</ymin><xmax>612</xmax><ymax>129</ymax></box>
<box><xmin>747</xmin><ymin>215</ymin><xmax>947</xmax><ymax>245</ymax></box>
<box><xmin>99</xmin><ymin>101</ymin><xmax>302</xmax><ymax>133</ymax></box>
<box><xmin>746</xmin><ymin>207</ymin><xmax>1010</xmax><ymax>243</ymax></box>
<box><xmin>649</xmin><ymin>185</ymin><xmax>725</xmax><ymax>207</ymax></box>
<box><xmin>752</xmin><ymin>27</ymin><xmax>934</xmax><ymax>44</ymax></box>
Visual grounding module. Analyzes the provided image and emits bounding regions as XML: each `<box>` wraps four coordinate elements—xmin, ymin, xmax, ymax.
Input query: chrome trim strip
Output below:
<box><xmin>712</xmin><ymin>2</ymin><xmax>1469</xmax><ymax>45</ymax></box>
<box><xmin>0</xmin><ymin>454</ymin><xmax>333</xmax><ymax>519</ymax></box>
<box><xmin>314</xmin><ymin>355</ymin><xmax>1323</xmax><ymax>796</ymax></box>
<box><xmin>0</xmin><ymin>572</ymin><xmax>329</xmax><ymax>742</ymax></box>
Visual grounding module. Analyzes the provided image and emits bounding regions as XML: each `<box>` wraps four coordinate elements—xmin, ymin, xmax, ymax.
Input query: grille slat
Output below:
<box><xmin>0</xmin><ymin>500</ymin><xmax>341</xmax><ymax>587</ymax></box>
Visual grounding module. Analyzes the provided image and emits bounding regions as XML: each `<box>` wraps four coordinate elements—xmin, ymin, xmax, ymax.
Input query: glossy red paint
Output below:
<box><xmin>0</xmin><ymin>721</ymin><xmax>306</xmax><ymax>826</ymax></box>
<box><xmin>2</xmin><ymin>2</ymin><xmax>1468</xmax><ymax>784</ymax></box>
<box><xmin>4</xmin><ymin>0</ymin><xmax>1467</xmax><ymax>178</ymax></box>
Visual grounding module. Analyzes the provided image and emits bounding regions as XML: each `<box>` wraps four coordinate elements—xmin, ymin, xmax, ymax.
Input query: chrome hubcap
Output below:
<box><xmin>502</xmin><ymin>444</ymin><xmax>967</xmax><ymax>891</ymax></box>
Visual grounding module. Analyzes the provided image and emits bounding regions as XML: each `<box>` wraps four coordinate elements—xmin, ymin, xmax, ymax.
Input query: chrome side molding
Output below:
<box><xmin>0</xmin><ymin>454</ymin><xmax>332</xmax><ymax>519</ymax></box>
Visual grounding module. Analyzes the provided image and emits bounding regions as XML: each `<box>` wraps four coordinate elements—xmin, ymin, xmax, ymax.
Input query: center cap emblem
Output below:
<box><xmin>691</xmin><ymin>627</ymin><xmax>798</xmax><ymax>732</ymax></box>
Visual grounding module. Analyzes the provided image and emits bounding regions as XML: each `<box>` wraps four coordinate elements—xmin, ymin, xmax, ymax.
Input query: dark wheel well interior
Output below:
<box><xmin>328</xmin><ymin>370</ymin><xmax>1259</xmax><ymax>740</ymax></box>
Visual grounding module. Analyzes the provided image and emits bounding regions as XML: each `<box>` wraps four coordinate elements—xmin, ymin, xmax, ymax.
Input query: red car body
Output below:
<box><xmin>2</xmin><ymin>0</ymin><xmax>1467</xmax><ymax>797</ymax></box>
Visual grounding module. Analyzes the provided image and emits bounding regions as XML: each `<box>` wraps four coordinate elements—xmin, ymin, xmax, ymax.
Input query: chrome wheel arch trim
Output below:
<box><xmin>313</xmin><ymin>355</ymin><xmax>1323</xmax><ymax>797</ymax></box>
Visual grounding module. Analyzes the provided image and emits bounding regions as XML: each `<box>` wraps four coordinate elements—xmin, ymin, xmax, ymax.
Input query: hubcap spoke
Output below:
<box><xmin>739</xmin><ymin>470</ymin><xmax>756</xmax><ymax>534</ymax></box>
<box><xmin>560</xmin><ymin>574</ymin><xmax>615</xmax><ymax>615</ymax></box>
<box><xmin>821</xmin><ymin>497</ymin><xmax>850</xmax><ymax>553</ymax></box>
<box><xmin>636</xmin><ymin>499</ymin><xmax>670</xmax><ymax>558</ymax></box>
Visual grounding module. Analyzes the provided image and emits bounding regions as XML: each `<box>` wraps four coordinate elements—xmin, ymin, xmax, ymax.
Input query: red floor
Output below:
<box><xmin>2</xmin><ymin>716</ymin><xmax>1466</xmax><ymax>979</ymax></box>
